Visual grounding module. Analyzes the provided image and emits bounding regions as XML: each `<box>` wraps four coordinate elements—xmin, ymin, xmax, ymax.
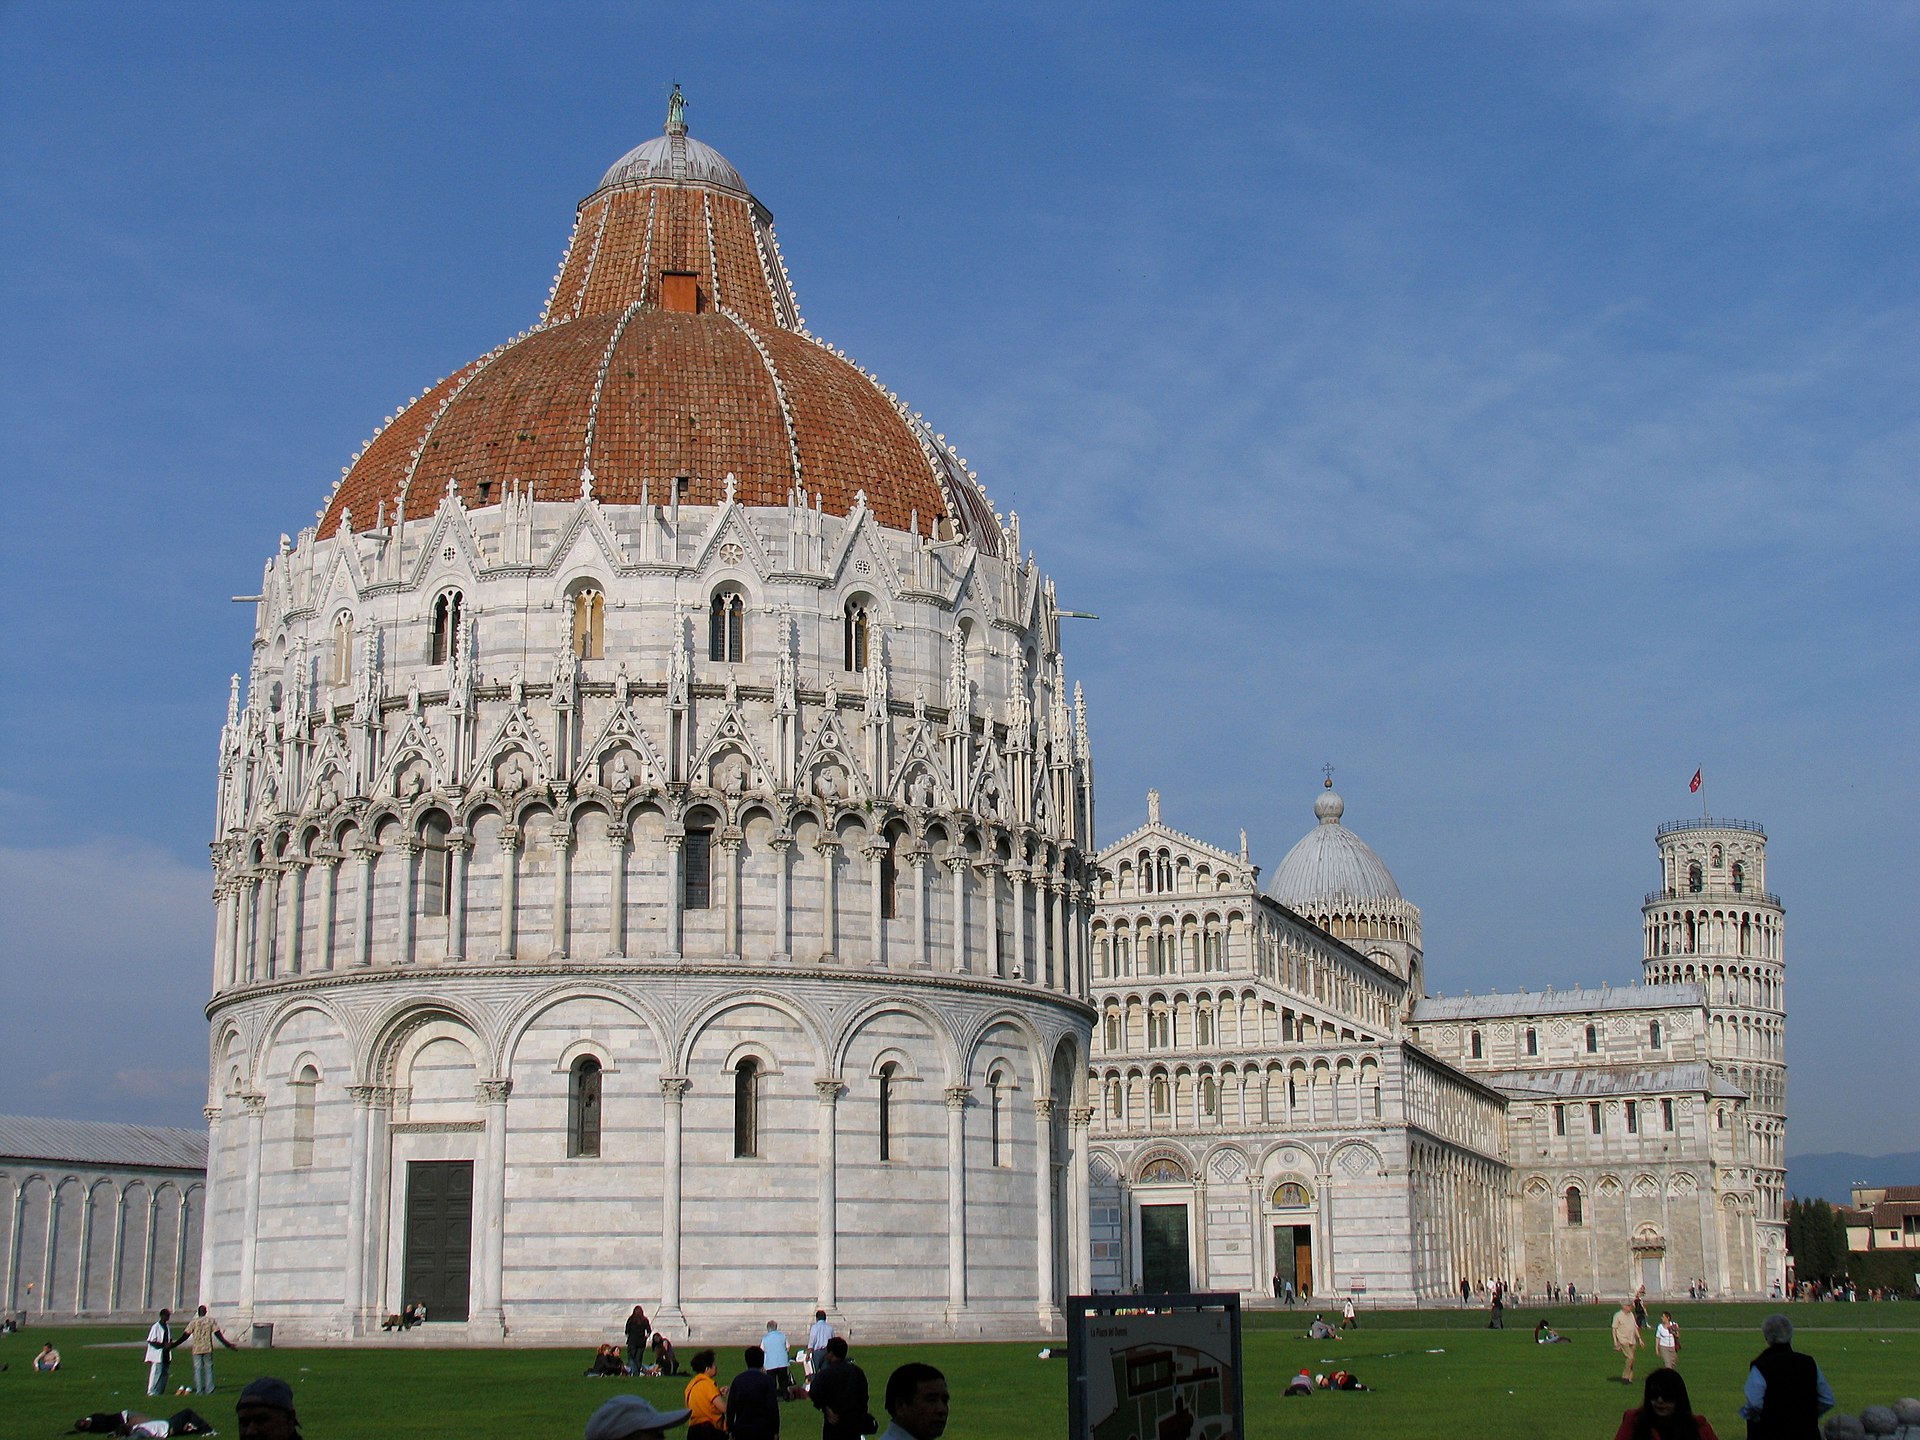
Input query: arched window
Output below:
<box><xmin>1687</xmin><ymin>862</ymin><xmax>1703</xmax><ymax>893</ymax></box>
<box><xmin>733</xmin><ymin>1057</ymin><xmax>760</xmax><ymax>1158</ymax></box>
<box><xmin>571</xmin><ymin>587</ymin><xmax>605</xmax><ymax>660</ymax></box>
<box><xmin>877</xmin><ymin>1061</ymin><xmax>898</xmax><ymax>1161</ymax></box>
<box><xmin>683</xmin><ymin>826</ymin><xmax>713</xmax><ymax>910</ymax></box>
<box><xmin>1197</xmin><ymin>1007</ymin><xmax>1214</xmax><ymax>1046</ymax></box>
<box><xmin>1525</xmin><ymin>1027</ymin><xmax>1538</xmax><ymax>1057</ymax></box>
<box><xmin>1731</xmin><ymin>862</ymin><xmax>1745</xmax><ymax>893</ymax></box>
<box><xmin>988</xmin><ymin>1070</ymin><xmax>1010</xmax><ymax>1167</ymax></box>
<box><xmin>1103</xmin><ymin>1011</ymin><xmax>1120</xmax><ymax>1051</ymax></box>
<box><xmin>1106</xmin><ymin>1077</ymin><xmax>1122</xmax><ymax>1120</ymax></box>
<box><xmin>429</xmin><ymin>590</ymin><xmax>463</xmax><ymax>667</ymax></box>
<box><xmin>1470</xmin><ymin>1030</ymin><xmax>1483</xmax><ymax>1060</ymax></box>
<box><xmin>878</xmin><ymin>841</ymin><xmax>898</xmax><ymax>921</ymax></box>
<box><xmin>843</xmin><ymin>598</ymin><xmax>870</xmax><ymax>671</ymax></box>
<box><xmin>1649</xmin><ymin>1019</ymin><xmax>1663</xmax><ymax>1049</ymax></box>
<box><xmin>1150</xmin><ymin>1074</ymin><xmax>1169</xmax><ymax>1116</ymax></box>
<box><xmin>1200</xmin><ymin>1074</ymin><xmax>1218</xmax><ymax>1118</ymax></box>
<box><xmin>708</xmin><ymin>590</ymin><xmax>744</xmax><ymax>663</ymax></box>
<box><xmin>1585</xmin><ymin>1023</ymin><xmax>1599</xmax><ymax>1054</ymax></box>
<box><xmin>329</xmin><ymin>611</ymin><xmax>354</xmax><ymax>687</ymax></box>
<box><xmin>417</xmin><ymin>811</ymin><xmax>451</xmax><ymax>917</ymax></box>
<box><xmin>569</xmin><ymin>1056</ymin><xmax>602</xmax><ymax>1158</ymax></box>
<box><xmin>290</xmin><ymin>1064</ymin><xmax>318</xmax><ymax>1169</ymax></box>
<box><xmin>1565</xmin><ymin>1186</ymin><xmax>1583</xmax><ymax>1226</ymax></box>
<box><xmin>1711</xmin><ymin>844</ymin><xmax>1723</xmax><ymax>867</ymax></box>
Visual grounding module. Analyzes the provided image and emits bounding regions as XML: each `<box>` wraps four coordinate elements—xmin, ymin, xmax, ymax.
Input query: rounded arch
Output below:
<box><xmin>831</xmin><ymin>994</ymin><xmax>964</xmax><ymax>1085</ymax></box>
<box><xmin>954</xmin><ymin>1005</ymin><xmax>1050</xmax><ymax>1090</ymax></box>
<box><xmin>253</xmin><ymin>996</ymin><xmax>353</xmax><ymax>1080</ymax></box>
<box><xmin>1132</xmin><ymin>1144</ymin><xmax>1193</xmax><ymax>1184</ymax></box>
<box><xmin>675</xmin><ymin>988</ymin><xmax>830</xmax><ymax>1077</ymax></box>
<box><xmin>498</xmin><ymin>983</ymin><xmax>668</xmax><ymax>1075</ymax></box>
<box><xmin>363</xmin><ymin>995</ymin><xmax>495</xmax><ymax>1086</ymax></box>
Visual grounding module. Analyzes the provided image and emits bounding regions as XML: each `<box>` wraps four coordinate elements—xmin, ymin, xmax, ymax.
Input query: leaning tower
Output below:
<box><xmin>1642</xmin><ymin>817</ymin><xmax>1786</xmax><ymax>1291</ymax></box>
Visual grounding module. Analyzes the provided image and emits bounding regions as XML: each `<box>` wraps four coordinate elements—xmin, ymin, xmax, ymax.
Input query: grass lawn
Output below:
<box><xmin>3</xmin><ymin>1303</ymin><xmax>1914</xmax><ymax>1439</ymax></box>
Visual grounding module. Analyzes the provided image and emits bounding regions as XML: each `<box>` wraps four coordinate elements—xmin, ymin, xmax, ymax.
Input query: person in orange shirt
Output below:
<box><xmin>684</xmin><ymin>1350</ymin><xmax>727</xmax><ymax>1440</ymax></box>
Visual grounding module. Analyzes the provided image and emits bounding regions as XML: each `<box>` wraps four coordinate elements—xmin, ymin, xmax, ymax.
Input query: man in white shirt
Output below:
<box><xmin>807</xmin><ymin>1310</ymin><xmax>835</xmax><ymax>1373</ymax></box>
<box><xmin>144</xmin><ymin>1309</ymin><xmax>178</xmax><ymax>1396</ymax></box>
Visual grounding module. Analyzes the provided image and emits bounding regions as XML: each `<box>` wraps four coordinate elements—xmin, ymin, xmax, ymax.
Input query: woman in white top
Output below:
<box><xmin>1655</xmin><ymin>1312</ymin><xmax>1680</xmax><ymax>1369</ymax></box>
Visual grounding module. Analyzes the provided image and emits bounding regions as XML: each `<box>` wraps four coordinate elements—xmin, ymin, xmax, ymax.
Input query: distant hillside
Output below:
<box><xmin>1786</xmin><ymin>1151</ymin><xmax>1920</xmax><ymax>1205</ymax></box>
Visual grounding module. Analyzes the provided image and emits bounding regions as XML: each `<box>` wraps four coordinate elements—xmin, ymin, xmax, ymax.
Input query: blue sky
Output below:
<box><xmin>2</xmin><ymin>3</ymin><xmax>1914</xmax><ymax>1156</ymax></box>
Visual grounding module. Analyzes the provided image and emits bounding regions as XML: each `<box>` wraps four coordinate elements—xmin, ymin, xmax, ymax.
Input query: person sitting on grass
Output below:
<box><xmin>1613</xmin><ymin>1367</ymin><xmax>1719</xmax><ymax>1440</ymax></box>
<box><xmin>1284</xmin><ymin>1369</ymin><xmax>1315</xmax><ymax>1397</ymax></box>
<box><xmin>1534</xmin><ymin>1318</ymin><xmax>1572</xmax><ymax>1344</ymax></box>
<box><xmin>651</xmin><ymin>1331</ymin><xmax>680</xmax><ymax>1377</ymax></box>
<box><xmin>36</xmin><ymin>1341</ymin><xmax>63</xmax><ymax>1372</ymax></box>
<box><xmin>586</xmin><ymin>1344</ymin><xmax>628</xmax><ymax>1377</ymax></box>
<box><xmin>1305</xmin><ymin>1314</ymin><xmax>1336</xmax><ymax>1340</ymax></box>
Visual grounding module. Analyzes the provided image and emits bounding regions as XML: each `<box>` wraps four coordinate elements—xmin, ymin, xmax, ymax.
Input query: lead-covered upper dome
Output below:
<box><xmin>1268</xmin><ymin>784</ymin><xmax>1404</xmax><ymax>905</ymax></box>
<box><xmin>318</xmin><ymin>91</ymin><xmax>1000</xmax><ymax>552</ymax></box>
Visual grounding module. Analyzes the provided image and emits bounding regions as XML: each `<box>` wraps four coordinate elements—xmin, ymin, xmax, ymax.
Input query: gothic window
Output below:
<box><xmin>877</xmin><ymin>1062</ymin><xmax>897</xmax><ymax>1161</ymax></box>
<box><xmin>329</xmin><ymin>611</ymin><xmax>354</xmax><ymax>686</ymax></box>
<box><xmin>569</xmin><ymin>1056</ymin><xmax>602</xmax><ymax>1158</ymax></box>
<box><xmin>1687</xmin><ymin>862</ymin><xmax>1703</xmax><ymax>893</ymax></box>
<box><xmin>683</xmin><ymin>828</ymin><xmax>713</xmax><ymax>910</ymax></box>
<box><xmin>1525</xmin><ymin>1027</ymin><xmax>1538</xmax><ymax>1057</ymax></box>
<box><xmin>1470</xmin><ymin>1030</ymin><xmax>1483</xmax><ymax>1060</ymax></box>
<box><xmin>1731</xmin><ymin>862</ymin><xmax>1745</xmax><ymax>893</ymax></box>
<box><xmin>571</xmin><ymin>587</ymin><xmax>605</xmax><ymax>660</ymax></box>
<box><xmin>1585</xmin><ymin>1023</ymin><xmax>1599</xmax><ymax>1054</ymax></box>
<box><xmin>843</xmin><ymin>598</ymin><xmax>870</xmax><ymax>671</ymax></box>
<box><xmin>1649</xmin><ymin>1019</ymin><xmax>1663</xmax><ymax>1049</ymax></box>
<box><xmin>708</xmin><ymin>590</ymin><xmax>744</xmax><ymax>663</ymax></box>
<box><xmin>418</xmin><ymin>812</ymin><xmax>452</xmax><ymax>917</ymax></box>
<box><xmin>733</xmin><ymin>1057</ymin><xmax>760</xmax><ymax>1158</ymax></box>
<box><xmin>1565</xmin><ymin>1186</ymin><xmax>1584</xmax><ymax>1226</ymax></box>
<box><xmin>429</xmin><ymin>590</ymin><xmax>463</xmax><ymax>667</ymax></box>
<box><xmin>290</xmin><ymin>1064</ymin><xmax>318</xmax><ymax>1170</ymax></box>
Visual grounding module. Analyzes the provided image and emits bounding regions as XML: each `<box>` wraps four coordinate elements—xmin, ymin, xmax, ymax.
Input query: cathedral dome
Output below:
<box><xmin>318</xmin><ymin>93</ymin><xmax>999</xmax><ymax>552</ymax></box>
<box><xmin>1268</xmin><ymin>784</ymin><xmax>1404</xmax><ymax>905</ymax></box>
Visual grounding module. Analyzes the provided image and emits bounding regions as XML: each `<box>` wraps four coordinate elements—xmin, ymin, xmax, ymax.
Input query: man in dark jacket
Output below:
<box><xmin>1740</xmin><ymin>1314</ymin><xmax>1835</xmax><ymax>1440</ymax></box>
<box><xmin>810</xmin><ymin>1338</ymin><xmax>873</xmax><ymax>1440</ymax></box>
<box><xmin>727</xmin><ymin>1345</ymin><xmax>781</xmax><ymax>1440</ymax></box>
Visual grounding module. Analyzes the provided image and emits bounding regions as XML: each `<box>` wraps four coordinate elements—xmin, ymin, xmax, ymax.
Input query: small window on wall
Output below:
<box><xmin>1105</xmin><ymin>1077</ymin><xmax>1121</xmax><ymax>1120</ymax></box>
<box><xmin>733</xmin><ymin>1057</ymin><xmax>760</xmax><ymax>1158</ymax></box>
<box><xmin>571</xmin><ymin>588</ymin><xmax>605</xmax><ymax>660</ymax></box>
<box><xmin>843</xmin><ymin>599</ymin><xmax>870</xmax><ymax>671</ymax></box>
<box><xmin>1103</xmin><ymin>1011</ymin><xmax>1120</xmax><ymax>1051</ymax></box>
<box><xmin>1525</xmin><ymin>1027</ymin><xmax>1538</xmax><ymax>1057</ymax></box>
<box><xmin>1553</xmin><ymin>1104</ymin><xmax>1567</xmax><ymax>1137</ymax></box>
<box><xmin>989</xmin><ymin>1071</ymin><xmax>1011</xmax><ymax>1167</ymax></box>
<box><xmin>1150</xmin><ymin>1074</ymin><xmax>1169</xmax><ymax>1116</ymax></box>
<box><xmin>1687</xmin><ymin>862</ymin><xmax>1703</xmax><ymax>893</ymax></box>
<box><xmin>708</xmin><ymin>590</ymin><xmax>744</xmax><ymax>663</ymax></box>
<box><xmin>1626</xmin><ymin>1102</ymin><xmax>1639</xmax><ymax>1135</ymax></box>
<box><xmin>878</xmin><ymin>843</ymin><xmax>898</xmax><ymax>921</ymax></box>
<box><xmin>291</xmin><ymin>1065</ymin><xmax>319</xmax><ymax>1170</ymax></box>
<box><xmin>1566</xmin><ymin>1187</ymin><xmax>1584</xmax><ymax>1226</ymax></box>
<box><xmin>1200</xmin><ymin>1075</ymin><xmax>1218</xmax><ymax>1118</ymax></box>
<box><xmin>429</xmin><ymin>590</ymin><xmax>463</xmax><ymax>667</ymax></box>
<box><xmin>1662</xmin><ymin>1099</ymin><xmax>1675</xmax><ymax>1132</ymax></box>
<box><xmin>569</xmin><ymin>1056</ymin><xmax>603</xmax><ymax>1158</ymax></box>
<box><xmin>877</xmin><ymin>1062</ymin><xmax>898</xmax><ymax>1162</ymax></box>
<box><xmin>1585</xmin><ymin>1023</ymin><xmax>1599</xmax><ymax>1054</ymax></box>
<box><xmin>1589</xmin><ymin>1102</ymin><xmax>1602</xmax><ymax>1133</ymax></box>
<box><xmin>1731</xmin><ymin>862</ymin><xmax>1745</xmax><ymax>893</ymax></box>
<box><xmin>683</xmin><ymin>828</ymin><xmax>713</xmax><ymax>910</ymax></box>
<box><xmin>418</xmin><ymin>812</ymin><xmax>452</xmax><ymax>917</ymax></box>
<box><xmin>1470</xmin><ymin>1030</ymin><xmax>1483</xmax><ymax>1060</ymax></box>
<box><xmin>1649</xmin><ymin>1019</ymin><xmax>1663</xmax><ymax>1049</ymax></box>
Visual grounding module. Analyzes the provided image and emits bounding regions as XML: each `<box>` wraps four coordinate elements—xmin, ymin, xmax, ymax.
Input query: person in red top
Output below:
<box><xmin>1614</xmin><ymin>1368</ymin><xmax>1720</xmax><ymax>1440</ymax></box>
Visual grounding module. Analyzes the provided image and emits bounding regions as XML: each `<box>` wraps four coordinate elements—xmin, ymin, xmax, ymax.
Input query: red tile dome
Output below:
<box><xmin>319</xmin><ymin>96</ymin><xmax>999</xmax><ymax>552</ymax></box>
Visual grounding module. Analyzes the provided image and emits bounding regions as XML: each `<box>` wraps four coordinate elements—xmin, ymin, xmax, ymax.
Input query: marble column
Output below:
<box><xmin>1069</xmin><ymin>1105</ymin><xmax>1094</xmax><ymax>1296</ymax></box>
<box><xmin>108</xmin><ymin>1185</ymin><xmax>128</xmax><ymax>1312</ymax></box>
<box><xmin>341</xmin><ymin>1086</ymin><xmax>377</xmax><ymax>1332</ymax></box>
<box><xmin>977</xmin><ymin>861</ymin><xmax>1003</xmax><ymax>978</ymax></box>
<box><xmin>473</xmin><ymin>1079</ymin><xmax>512</xmax><ymax>1335</ymax></box>
<box><xmin>353</xmin><ymin>846</ymin><xmax>377</xmax><ymax>967</ymax></box>
<box><xmin>770</xmin><ymin>833</ymin><xmax>793</xmax><ymax>958</ymax></box>
<box><xmin>815</xmin><ymin>1080</ymin><xmax>842</xmax><ymax>1311</ymax></box>
<box><xmin>865</xmin><ymin>843</ymin><xmax>888</xmax><ymax>967</ymax></box>
<box><xmin>1033</xmin><ymin>1097</ymin><xmax>1056</xmax><ymax>1322</ymax></box>
<box><xmin>197</xmin><ymin>1106</ymin><xmax>221</xmax><ymax>1312</ymax></box>
<box><xmin>549</xmin><ymin>830</ymin><xmax>572</xmax><ymax>960</ymax></box>
<box><xmin>947</xmin><ymin>857</ymin><xmax>969</xmax><ymax>973</ymax></box>
<box><xmin>446</xmin><ymin>836</ymin><xmax>470</xmax><ymax>961</ymax></box>
<box><xmin>815</xmin><ymin>840</ymin><xmax>839</xmax><ymax>960</ymax></box>
<box><xmin>281</xmin><ymin>861</ymin><xmax>306</xmax><ymax>975</ymax></box>
<box><xmin>497</xmin><ymin>827</ymin><xmax>520</xmax><ymax>961</ymax></box>
<box><xmin>720</xmin><ymin>834</ymin><xmax>742</xmax><ymax>957</ymax></box>
<box><xmin>360</xmin><ymin>1090</ymin><xmax>392</xmax><ymax>1325</ymax></box>
<box><xmin>4</xmin><ymin>1178</ymin><xmax>24</xmax><ymax>1311</ymax></box>
<box><xmin>605</xmin><ymin>823</ymin><xmax>628</xmax><ymax>957</ymax></box>
<box><xmin>396</xmin><ymin>843</ymin><xmax>420</xmax><ymax>965</ymax></box>
<box><xmin>237</xmin><ymin>878</ymin><xmax>256</xmax><ymax>982</ymax></box>
<box><xmin>318</xmin><ymin>856</ymin><xmax>340</xmax><ymax>972</ymax></box>
<box><xmin>255</xmin><ymin>870</ymin><xmax>278</xmax><ymax>979</ymax></box>
<box><xmin>945</xmin><ymin>1085</ymin><xmax>970</xmax><ymax>1317</ymax></box>
<box><xmin>235</xmin><ymin>1092</ymin><xmax>266</xmax><ymax>1326</ymax></box>
<box><xmin>1012</xmin><ymin>870</ymin><xmax>1030</xmax><ymax>983</ymax></box>
<box><xmin>657</xmin><ymin>1077</ymin><xmax>690</xmax><ymax>1331</ymax></box>
<box><xmin>910</xmin><ymin>853</ymin><xmax>931</xmax><ymax>969</ymax></box>
<box><xmin>664</xmin><ymin>834</ymin><xmax>684</xmax><ymax>956</ymax></box>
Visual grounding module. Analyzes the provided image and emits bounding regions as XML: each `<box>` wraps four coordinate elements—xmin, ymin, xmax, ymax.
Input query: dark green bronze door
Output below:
<box><xmin>403</xmin><ymin>1160</ymin><xmax>473</xmax><ymax>1321</ymax></box>
<box><xmin>1140</xmin><ymin>1203</ymin><xmax>1191</xmax><ymax>1293</ymax></box>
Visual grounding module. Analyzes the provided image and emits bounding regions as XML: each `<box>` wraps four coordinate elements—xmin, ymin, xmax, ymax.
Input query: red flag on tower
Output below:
<box><xmin>1689</xmin><ymin>769</ymin><xmax>1702</xmax><ymax>794</ymax></box>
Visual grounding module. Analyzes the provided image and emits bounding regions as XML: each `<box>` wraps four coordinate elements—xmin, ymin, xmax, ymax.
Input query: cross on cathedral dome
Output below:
<box><xmin>318</xmin><ymin>89</ymin><xmax>1000</xmax><ymax>552</ymax></box>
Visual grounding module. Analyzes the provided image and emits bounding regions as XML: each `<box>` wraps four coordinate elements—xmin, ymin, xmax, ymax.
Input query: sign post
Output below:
<box><xmin>1066</xmin><ymin>1292</ymin><xmax>1244</xmax><ymax>1440</ymax></box>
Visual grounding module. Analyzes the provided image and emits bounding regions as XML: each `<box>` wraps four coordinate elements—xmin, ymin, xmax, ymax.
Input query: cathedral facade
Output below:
<box><xmin>1086</xmin><ymin>786</ymin><xmax>1786</xmax><ymax>1302</ymax></box>
<box><xmin>201</xmin><ymin>98</ymin><xmax>1096</xmax><ymax>1342</ymax></box>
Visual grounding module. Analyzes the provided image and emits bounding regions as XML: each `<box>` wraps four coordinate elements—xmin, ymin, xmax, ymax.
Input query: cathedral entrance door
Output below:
<box><xmin>1140</xmin><ymin>1204</ymin><xmax>1191</xmax><ymax>1293</ymax></box>
<box><xmin>1640</xmin><ymin>1254</ymin><xmax>1663</xmax><ymax>1295</ymax></box>
<box><xmin>403</xmin><ymin>1160</ymin><xmax>473</xmax><ymax>1322</ymax></box>
<box><xmin>1274</xmin><ymin>1225</ymin><xmax>1313</xmax><ymax>1299</ymax></box>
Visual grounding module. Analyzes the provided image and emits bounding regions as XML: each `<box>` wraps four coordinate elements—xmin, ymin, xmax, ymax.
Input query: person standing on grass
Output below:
<box><xmin>762</xmin><ymin>1320</ymin><xmax>793</xmax><ymax>1393</ymax></box>
<box><xmin>625</xmin><ymin>1305</ymin><xmax>652</xmax><ymax>1376</ymax></box>
<box><xmin>1489</xmin><ymin>1284</ymin><xmax>1505</xmax><ymax>1329</ymax></box>
<box><xmin>1612</xmin><ymin>1298</ymin><xmax>1643</xmax><ymax>1382</ymax></box>
<box><xmin>879</xmin><ymin>1362</ymin><xmax>949</xmax><ymax>1440</ymax></box>
<box><xmin>183</xmin><ymin>1305</ymin><xmax>239</xmax><ymax>1394</ymax></box>
<box><xmin>683</xmin><ymin>1350</ymin><xmax>728</xmax><ymax>1440</ymax></box>
<box><xmin>1655</xmin><ymin>1311</ymin><xmax>1680</xmax><ymax>1370</ymax></box>
<box><xmin>727</xmin><ymin>1345</ymin><xmax>781</xmax><ymax>1440</ymax></box>
<box><xmin>1738</xmin><ymin>1314</ymin><xmax>1834</xmax><ymax>1440</ymax></box>
<box><xmin>144</xmin><ymin>1309</ymin><xmax>179</xmax><ymax>1396</ymax></box>
<box><xmin>807</xmin><ymin>1309</ymin><xmax>834</xmax><ymax>1374</ymax></box>
<box><xmin>1613</xmin><ymin>1367</ymin><xmax>1720</xmax><ymax>1440</ymax></box>
<box><xmin>811</xmin><ymin>1337</ymin><xmax>874</xmax><ymax>1440</ymax></box>
<box><xmin>1341</xmin><ymin>1296</ymin><xmax>1357</xmax><ymax>1330</ymax></box>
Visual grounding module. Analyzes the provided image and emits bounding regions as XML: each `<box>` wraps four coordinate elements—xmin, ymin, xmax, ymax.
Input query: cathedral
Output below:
<box><xmin>198</xmin><ymin>97</ymin><xmax>1784</xmax><ymax>1342</ymax></box>
<box><xmin>1085</xmin><ymin>784</ymin><xmax>1787</xmax><ymax>1302</ymax></box>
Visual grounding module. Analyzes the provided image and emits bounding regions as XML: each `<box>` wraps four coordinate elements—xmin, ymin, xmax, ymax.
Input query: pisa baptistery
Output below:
<box><xmin>201</xmin><ymin>93</ymin><xmax>1097</xmax><ymax>1342</ymax></box>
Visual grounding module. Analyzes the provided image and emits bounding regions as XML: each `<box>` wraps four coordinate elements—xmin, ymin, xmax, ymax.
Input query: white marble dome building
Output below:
<box><xmin>201</xmin><ymin>94</ymin><xmax>1096</xmax><ymax>1342</ymax></box>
